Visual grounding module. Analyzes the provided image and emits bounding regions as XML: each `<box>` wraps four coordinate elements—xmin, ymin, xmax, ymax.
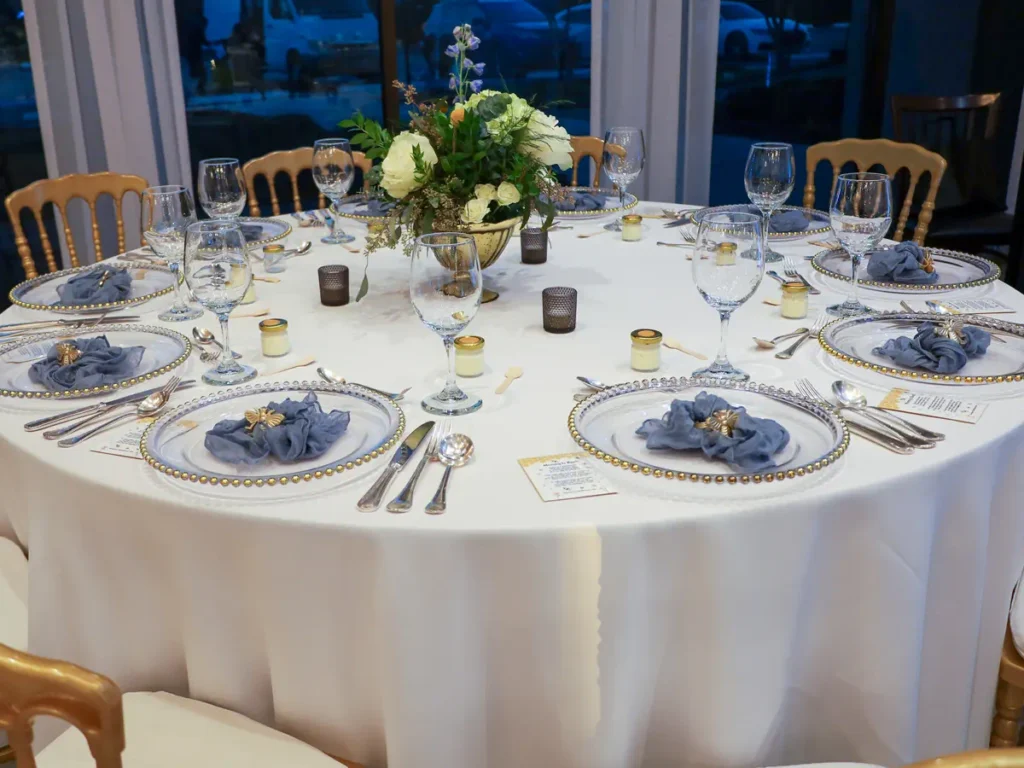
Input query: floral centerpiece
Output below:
<box><xmin>340</xmin><ymin>23</ymin><xmax>574</xmax><ymax>301</ymax></box>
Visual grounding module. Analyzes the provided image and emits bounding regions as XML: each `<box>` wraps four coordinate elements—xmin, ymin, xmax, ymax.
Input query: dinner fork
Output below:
<box><xmin>775</xmin><ymin>312</ymin><xmax>828</xmax><ymax>359</ymax></box>
<box><xmin>386</xmin><ymin>420</ymin><xmax>447</xmax><ymax>513</ymax></box>
<box><xmin>794</xmin><ymin>378</ymin><xmax>914</xmax><ymax>454</ymax></box>
<box><xmin>783</xmin><ymin>254</ymin><xmax>820</xmax><ymax>295</ymax></box>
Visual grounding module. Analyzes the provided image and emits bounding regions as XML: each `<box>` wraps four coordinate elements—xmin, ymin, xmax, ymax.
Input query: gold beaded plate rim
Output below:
<box><xmin>692</xmin><ymin>203</ymin><xmax>832</xmax><ymax>239</ymax></box>
<box><xmin>331</xmin><ymin>195</ymin><xmax>392</xmax><ymax>223</ymax></box>
<box><xmin>9</xmin><ymin>261</ymin><xmax>176</xmax><ymax>314</ymax></box>
<box><xmin>818</xmin><ymin>312</ymin><xmax>1024</xmax><ymax>386</ymax></box>
<box><xmin>0</xmin><ymin>323</ymin><xmax>192</xmax><ymax>400</ymax></box>
<box><xmin>567</xmin><ymin>377</ymin><xmax>850</xmax><ymax>485</ymax></box>
<box><xmin>239</xmin><ymin>216</ymin><xmax>292</xmax><ymax>247</ymax></box>
<box><xmin>552</xmin><ymin>186</ymin><xmax>639</xmax><ymax>219</ymax></box>
<box><xmin>140</xmin><ymin>380</ymin><xmax>405</xmax><ymax>490</ymax></box>
<box><xmin>810</xmin><ymin>246</ymin><xmax>1000</xmax><ymax>292</ymax></box>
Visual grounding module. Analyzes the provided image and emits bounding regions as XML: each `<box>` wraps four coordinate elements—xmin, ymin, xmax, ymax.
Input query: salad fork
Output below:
<box><xmin>782</xmin><ymin>254</ymin><xmax>820</xmax><ymax>295</ymax></box>
<box><xmin>794</xmin><ymin>378</ymin><xmax>915</xmax><ymax>455</ymax></box>
<box><xmin>386</xmin><ymin>420</ymin><xmax>447</xmax><ymax>513</ymax></box>
<box><xmin>775</xmin><ymin>312</ymin><xmax>828</xmax><ymax>359</ymax></box>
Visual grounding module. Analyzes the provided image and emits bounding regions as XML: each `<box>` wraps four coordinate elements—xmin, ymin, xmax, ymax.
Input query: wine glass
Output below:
<box><xmin>312</xmin><ymin>138</ymin><xmax>356</xmax><ymax>245</ymax></box>
<box><xmin>183</xmin><ymin>220</ymin><xmax>256</xmax><ymax>386</ymax></box>
<box><xmin>197</xmin><ymin>158</ymin><xmax>247</xmax><ymax>219</ymax></box>
<box><xmin>827</xmin><ymin>172</ymin><xmax>892</xmax><ymax>317</ymax></box>
<box><xmin>744</xmin><ymin>142</ymin><xmax>795</xmax><ymax>264</ymax></box>
<box><xmin>691</xmin><ymin>211</ymin><xmax>764</xmax><ymax>382</ymax></box>
<box><xmin>411</xmin><ymin>233</ymin><xmax>483</xmax><ymax>415</ymax></box>
<box><xmin>141</xmin><ymin>185</ymin><xmax>202</xmax><ymax>322</ymax></box>
<box><xmin>601</xmin><ymin>127</ymin><xmax>645</xmax><ymax>231</ymax></box>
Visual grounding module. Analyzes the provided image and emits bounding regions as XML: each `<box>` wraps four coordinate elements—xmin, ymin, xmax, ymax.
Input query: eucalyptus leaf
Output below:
<box><xmin>355</xmin><ymin>270</ymin><xmax>370</xmax><ymax>303</ymax></box>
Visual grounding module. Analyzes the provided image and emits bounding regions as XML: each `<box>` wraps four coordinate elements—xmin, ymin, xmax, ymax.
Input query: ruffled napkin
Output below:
<box><xmin>635</xmin><ymin>392</ymin><xmax>790</xmax><ymax>471</ymax></box>
<box><xmin>769</xmin><ymin>209</ymin><xmax>811</xmax><ymax>233</ymax></box>
<box><xmin>866</xmin><ymin>242</ymin><xmax>939</xmax><ymax>284</ymax></box>
<box><xmin>204</xmin><ymin>391</ymin><xmax>350</xmax><ymax>465</ymax></box>
<box><xmin>54</xmin><ymin>266</ymin><xmax>132</xmax><ymax>306</ymax></box>
<box><xmin>873</xmin><ymin>321</ymin><xmax>991</xmax><ymax>374</ymax></box>
<box><xmin>552</xmin><ymin>190</ymin><xmax>609</xmax><ymax>212</ymax></box>
<box><xmin>353</xmin><ymin>199</ymin><xmax>396</xmax><ymax>216</ymax></box>
<box><xmin>28</xmin><ymin>335</ymin><xmax>145</xmax><ymax>391</ymax></box>
<box><xmin>241</xmin><ymin>224</ymin><xmax>264</xmax><ymax>242</ymax></box>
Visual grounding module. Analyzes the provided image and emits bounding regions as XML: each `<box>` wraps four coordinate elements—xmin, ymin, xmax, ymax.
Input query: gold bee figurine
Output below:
<box><xmin>55</xmin><ymin>342</ymin><xmax>82</xmax><ymax>367</ymax></box>
<box><xmin>921</xmin><ymin>250</ymin><xmax>935</xmax><ymax>274</ymax></box>
<box><xmin>244</xmin><ymin>407</ymin><xmax>285</xmax><ymax>433</ymax></box>
<box><xmin>695</xmin><ymin>408</ymin><xmax>740</xmax><ymax>438</ymax></box>
<box><xmin>933</xmin><ymin>318</ymin><xmax>968</xmax><ymax>346</ymax></box>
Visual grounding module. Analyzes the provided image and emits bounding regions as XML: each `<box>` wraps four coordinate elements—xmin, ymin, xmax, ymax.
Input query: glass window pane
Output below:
<box><xmin>174</xmin><ymin>0</ymin><xmax>384</xmax><ymax>215</ymax></box>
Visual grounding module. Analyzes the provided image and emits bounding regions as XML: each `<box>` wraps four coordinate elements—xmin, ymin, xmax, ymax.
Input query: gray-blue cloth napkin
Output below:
<box><xmin>866</xmin><ymin>242</ymin><xmax>939</xmax><ymax>284</ymax></box>
<box><xmin>873</xmin><ymin>322</ymin><xmax>990</xmax><ymax>373</ymax></box>
<box><xmin>553</xmin><ymin>191</ymin><xmax>609</xmax><ymax>212</ymax></box>
<box><xmin>28</xmin><ymin>335</ymin><xmax>145</xmax><ymax>391</ymax></box>
<box><xmin>54</xmin><ymin>266</ymin><xmax>132</xmax><ymax>306</ymax></box>
<box><xmin>241</xmin><ymin>224</ymin><xmax>264</xmax><ymax>242</ymax></box>
<box><xmin>353</xmin><ymin>199</ymin><xmax>396</xmax><ymax>216</ymax></box>
<box><xmin>204</xmin><ymin>391</ymin><xmax>350</xmax><ymax>465</ymax></box>
<box><xmin>635</xmin><ymin>391</ymin><xmax>790</xmax><ymax>471</ymax></box>
<box><xmin>769</xmin><ymin>209</ymin><xmax>811</xmax><ymax>233</ymax></box>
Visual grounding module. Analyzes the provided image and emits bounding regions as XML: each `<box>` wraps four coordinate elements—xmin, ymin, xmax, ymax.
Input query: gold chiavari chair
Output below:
<box><xmin>0</xmin><ymin>643</ymin><xmax>366</xmax><ymax>768</ymax></box>
<box><xmin>242</xmin><ymin>147</ymin><xmax>372</xmax><ymax>217</ymax></box>
<box><xmin>0</xmin><ymin>538</ymin><xmax>27</xmax><ymax>766</ymax></box>
<box><xmin>991</xmin><ymin>623</ymin><xmax>1024</xmax><ymax>747</ymax></box>
<box><xmin>803</xmin><ymin>138</ymin><xmax>947</xmax><ymax>244</ymax></box>
<box><xmin>4</xmin><ymin>172</ymin><xmax>149</xmax><ymax>280</ymax></box>
<box><xmin>569</xmin><ymin>136</ymin><xmax>624</xmax><ymax>187</ymax></box>
<box><xmin>906</xmin><ymin>749</ymin><xmax>1024</xmax><ymax>768</ymax></box>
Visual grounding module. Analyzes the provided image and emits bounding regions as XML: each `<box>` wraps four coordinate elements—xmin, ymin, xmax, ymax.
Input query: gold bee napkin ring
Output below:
<box><xmin>55</xmin><ymin>342</ymin><xmax>82</xmax><ymax>367</ymax></box>
<box><xmin>245</xmin><ymin>407</ymin><xmax>285</xmax><ymax>433</ymax></box>
<box><xmin>695</xmin><ymin>408</ymin><xmax>740</xmax><ymax>438</ymax></box>
<box><xmin>933</xmin><ymin>319</ymin><xmax>967</xmax><ymax>346</ymax></box>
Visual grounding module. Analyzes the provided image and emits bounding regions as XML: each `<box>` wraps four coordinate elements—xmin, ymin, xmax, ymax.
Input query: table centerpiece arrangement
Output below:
<box><xmin>340</xmin><ymin>22</ymin><xmax>572</xmax><ymax>302</ymax></box>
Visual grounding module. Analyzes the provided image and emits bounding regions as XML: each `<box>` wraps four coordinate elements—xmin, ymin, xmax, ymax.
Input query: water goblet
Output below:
<box><xmin>744</xmin><ymin>142</ymin><xmax>795</xmax><ymax>264</ymax></box>
<box><xmin>312</xmin><ymin>138</ymin><xmax>356</xmax><ymax>245</ymax></box>
<box><xmin>602</xmin><ymin>127</ymin><xmax>645</xmax><ymax>231</ymax></box>
<box><xmin>141</xmin><ymin>185</ymin><xmax>202</xmax><ymax>322</ymax></box>
<box><xmin>411</xmin><ymin>233</ymin><xmax>483</xmax><ymax>415</ymax></box>
<box><xmin>183</xmin><ymin>220</ymin><xmax>257</xmax><ymax>386</ymax></box>
<box><xmin>197</xmin><ymin>158</ymin><xmax>246</xmax><ymax>219</ymax></box>
<box><xmin>827</xmin><ymin>171</ymin><xmax>892</xmax><ymax>317</ymax></box>
<box><xmin>691</xmin><ymin>211</ymin><xmax>765</xmax><ymax>382</ymax></box>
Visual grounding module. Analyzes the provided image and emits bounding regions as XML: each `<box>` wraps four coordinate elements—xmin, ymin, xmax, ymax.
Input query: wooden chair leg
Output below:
<box><xmin>991</xmin><ymin>678</ymin><xmax>1024</xmax><ymax>746</ymax></box>
<box><xmin>0</xmin><ymin>745</ymin><xmax>14</xmax><ymax>764</ymax></box>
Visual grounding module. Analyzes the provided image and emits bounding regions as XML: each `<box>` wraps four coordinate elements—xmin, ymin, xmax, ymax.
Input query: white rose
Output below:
<box><xmin>496</xmin><ymin>181</ymin><xmax>521</xmax><ymax>205</ymax></box>
<box><xmin>461</xmin><ymin>197</ymin><xmax>490</xmax><ymax>224</ymax></box>
<box><xmin>524</xmin><ymin>110</ymin><xmax>573</xmax><ymax>170</ymax></box>
<box><xmin>380</xmin><ymin>132</ymin><xmax>438</xmax><ymax>199</ymax></box>
<box><xmin>474</xmin><ymin>183</ymin><xmax>497</xmax><ymax>202</ymax></box>
<box><xmin>464</xmin><ymin>91</ymin><xmax>533</xmax><ymax>144</ymax></box>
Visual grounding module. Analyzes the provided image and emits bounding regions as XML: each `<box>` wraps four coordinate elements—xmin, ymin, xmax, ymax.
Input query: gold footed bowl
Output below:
<box><xmin>460</xmin><ymin>216</ymin><xmax>519</xmax><ymax>303</ymax></box>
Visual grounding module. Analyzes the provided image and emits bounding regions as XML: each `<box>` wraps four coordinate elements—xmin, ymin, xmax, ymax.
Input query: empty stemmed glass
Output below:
<box><xmin>141</xmin><ymin>185</ymin><xmax>202</xmax><ymax>322</ymax></box>
<box><xmin>183</xmin><ymin>220</ymin><xmax>256</xmax><ymax>386</ymax></box>
<box><xmin>411</xmin><ymin>233</ymin><xmax>483</xmax><ymax>415</ymax></box>
<box><xmin>197</xmin><ymin>158</ymin><xmax>247</xmax><ymax>219</ymax></box>
<box><xmin>744</xmin><ymin>142</ymin><xmax>795</xmax><ymax>263</ymax></box>
<box><xmin>691</xmin><ymin>211</ymin><xmax>765</xmax><ymax>382</ymax></box>
<box><xmin>827</xmin><ymin>171</ymin><xmax>892</xmax><ymax>317</ymax></box>
<box><xmin>602</xmin><ymin>126</ymin><xmax>645</xmax><ymax>231</ymax></box>
<box><xmin>312</xmin><ymin>138</ymin><xmax>356</xmax><ymax>245</ymax></box>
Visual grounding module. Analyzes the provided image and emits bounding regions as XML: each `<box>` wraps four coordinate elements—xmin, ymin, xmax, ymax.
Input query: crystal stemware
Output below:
<box><xmin>183</xmin><ymin>220</ymin><xmax>256</xmax><ymax>386</ymax></box>
<box><xmin>602</xmin><ymin>127</ymin><xmax>645</xmax><ymax>231</ymax></box>
<box><xmin>197</xmin><ymin>158</ymin><xmax>247</xmax><ymax>219</ymax></box>
<box><xmin>141</xmin><ymin>185</ymin><xmax>202</xmax><ymax>322</ymax></box>
<box><xmin>827</xmin><ymin>171</ymin><xmax>892</xmax><ymax>317</ymax></box>
<box><xmin>744</xmin><ymin>142</ymin><xmax>795</xmax><ymax>264</ymax></box>
<box><xmin>691</xmin><ymin>211</ymin><xmax>765</xmax><ymax>382</ymax></box>
<box><xmin>312</xmin><ymin>138</ymin><xmax>356</xmax><ymax>245</ymax></box>
<box><xmin>410</xmin><ymin>233</ymin><xmax>483</xmax><ymax>415</ymax></box>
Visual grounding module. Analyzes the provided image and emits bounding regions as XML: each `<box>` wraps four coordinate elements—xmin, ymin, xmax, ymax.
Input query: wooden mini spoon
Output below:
<box><xmin>662</xmin><ymin>337</ymin><xmax>708</xmax><ymax>360</ymax></box>
<box><xmin>495</xmin><ymin>366</ymin><xmax>523</xmax><ymax>394</ymax></box>
<box><xmin>263</xmin><ymin>355</ymin><xmax>316</xmax><ymax>377</ymax></box>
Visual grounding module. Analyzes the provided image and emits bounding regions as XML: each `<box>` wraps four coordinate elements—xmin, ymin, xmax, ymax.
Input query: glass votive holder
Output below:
<box><xmin>521</xmin><ymin>227</ymin><xmax>548</xmax><ymax>264</ymax></box>
<box><xmin>263</xmin><ymin>244</ymin><xmax>288</xmax><ymax>273</ymax></box>
<box><xmin>542</xmin><ymin>286</ymin><xmax>577</xmax><ymax>334</ymax></box>
<box><xmin>318</xmin><ymin>265</ymin><xmax>349</xmax><ymax>306</ymax></box>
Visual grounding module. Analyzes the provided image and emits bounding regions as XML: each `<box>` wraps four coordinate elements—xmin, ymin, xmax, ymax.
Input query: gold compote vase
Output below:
<box><xmin>458</xmin><ymin>216</ymin><xmax>519</xmax><ymax>303</ymax></box>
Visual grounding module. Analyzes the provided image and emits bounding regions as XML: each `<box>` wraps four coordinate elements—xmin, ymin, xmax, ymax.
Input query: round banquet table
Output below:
<box><xmin>3</xmin><ymin>205</ymin><xmax>1024</xmax><ymax>768</ymax></box>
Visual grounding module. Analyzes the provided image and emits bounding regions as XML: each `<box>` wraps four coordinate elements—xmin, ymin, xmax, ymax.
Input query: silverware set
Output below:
<box><xmin>56</xmin><ymin>376</ymin><xmax>182</xmax><ymax>447</ymax></box>
<box><xmin>292</xmin><ymin>210</ymin><xmax>332</xmax><ymax>228</ymax></box>
<box><xmin>0</xmin><ymin>314</ymin><xmax>141</xmax><ymax>340</ymax></box>
<box><xmin>358</xmin><ymin>420</ymin><xmax>474</xmax><ymax>514</ymax></box>
<box><xmin>775</xmin><ymin>311</ymin><xmax>829</xmax><ymax>360</ymax></box>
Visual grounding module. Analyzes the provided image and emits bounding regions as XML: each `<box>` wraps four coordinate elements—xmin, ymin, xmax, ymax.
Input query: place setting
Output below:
<box><xmin>8</xmin><ymin>260</ymin><xmax>176</xmax><ymax>315</ymax></box>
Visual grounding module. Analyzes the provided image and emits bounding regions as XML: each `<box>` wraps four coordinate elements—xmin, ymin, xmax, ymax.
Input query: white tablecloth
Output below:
<box><xmin>3</xmin><ymin>206</ymin><xmax>1024</xmax><ymax>768</ymax></box>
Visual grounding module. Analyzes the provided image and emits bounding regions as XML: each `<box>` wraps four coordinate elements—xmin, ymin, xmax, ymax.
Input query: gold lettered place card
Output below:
<box><xmin>518</xmin><ymin>452</ymin><xmax>617</xmax><ymax>502</ymax></box>
<box><xmin>878</xmin><ymin>387</ymin><xmax>988</xmax><ymax>424</ymax></box>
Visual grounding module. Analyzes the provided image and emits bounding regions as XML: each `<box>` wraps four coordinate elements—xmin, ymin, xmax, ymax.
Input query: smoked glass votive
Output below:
<box><xmin>521</xmin><ymin>227</ymin><xmax>548</xmax><ymax>264</ymax></box>
<box><xmin>542</xmin><ymin>287</ymin><xmax>577</xmax><ymax>334</ymax></box>
<box><xmin>318</xmin><ymin>265</ymin><xmax>349</xmax><ymax>306</ymax></box>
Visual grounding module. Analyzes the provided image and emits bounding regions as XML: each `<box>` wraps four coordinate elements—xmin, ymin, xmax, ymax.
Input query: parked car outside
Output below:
<box><xmin>718</xmin><ymin>1</ymin><xmax>807</xmax><ymax>59</ymax></box>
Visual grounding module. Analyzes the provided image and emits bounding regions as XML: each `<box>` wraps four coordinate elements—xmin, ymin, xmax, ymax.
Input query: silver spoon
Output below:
<box><xmin>425</xmin><ymin>433</ymin><xmax>474</xmax><ymax>514</ymax></box>
<box><xmin>317</xmin><ymin>366</ymin><xmax>410</xmax><ymax>401</ymax></box>
<box><xmin>576</xmin><ymin>375</ymin><xmax>608</xmax><ymax>391</ymax></box>
<box><xmin>754</xmin><ymin>328</ymin><xmax>809</xmax><ymax>349</ymax></box>
<box><xmin>831</xmin><ymin>380</ymin><xmax>943</xmax><ymax>444</ymax></box>
<box><xmin>272</xmin><ymin>241</ymin><xmax>313</xmax><ymax>258</ymax></box>
<box><xmin>192</xmin><ymin>327</ymin><xmax>241</xmax><ymax>359</ymax></box>
<box><xmin>57</xmin><ymin>378</ymin><xmax>178</xmax><ymax>447</ymax></box>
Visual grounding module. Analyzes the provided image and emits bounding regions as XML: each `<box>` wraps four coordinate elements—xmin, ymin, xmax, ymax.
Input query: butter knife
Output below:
<box><xmin>24</xmin><ymin>380</ymin><xmax>197</xmax><ymax>432</ymax></box>
<box><xmin>356</xmin><ymin>420</ymin><xmax>434</xmax><ymax>512</ymax></box>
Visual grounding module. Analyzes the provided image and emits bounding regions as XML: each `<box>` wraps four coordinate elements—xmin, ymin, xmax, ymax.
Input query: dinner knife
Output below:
<box><xmin>356</xmin><ymin>420</ymin><xmax>434</xmax><ymax>512</ymax></box>
<box><xmin>23</xmin><ymin>380</ymin><xmax>197</xmax><ymax>432</ymax></box>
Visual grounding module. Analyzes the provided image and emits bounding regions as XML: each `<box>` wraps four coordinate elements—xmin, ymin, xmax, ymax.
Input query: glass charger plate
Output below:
<box><xmin>570</xmin><ymin>377</ymin><xmax>849</xmax><ymax>486</ymax></box>
<box><xmin>9</xmin><ymin>262</ymin><xmax>176</xmax><ymax>314</ymax></box>
<box><xmin>239</xmin><ymin>217</ymin><xmax>291</xmax><ymax>247</ymax></box>
<box><xmin>550</xmin><ymin>186</ymin><xmax>639</xmax><ymax>220</ymax></box>
<box><xmin>692</xmin><ymin>204</ymin><xmax>831</xmax><ymax>240</ymax></box>
<box><xmin>0</xmin><ymin>324</ymin><xmax>191</xmax><ymax>399</ymax></box>
<box><xmin>810</xmin><ymin>247</ymin><xmax>1000</xmax><ymax>293</ymax></box>
<box><xmin>141</xmin><ymin>380</ymin><xmax>405</xmax><ymax>491</ymax></box>
<box><xmin>819</xmin><ymin>312</ymin><xmax>1024</xmax><ymax>386</ymax></box>
<box><xmin>332</xmin><ymin>195</ymin><xmax>395</xmax><ymax>222</ymax></box>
